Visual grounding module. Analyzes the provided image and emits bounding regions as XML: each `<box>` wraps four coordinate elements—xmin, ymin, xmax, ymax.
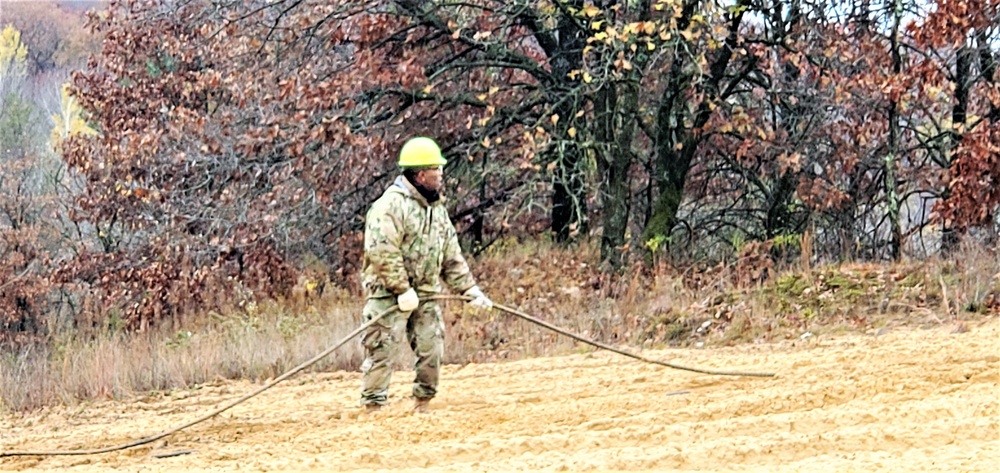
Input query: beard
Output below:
<box><xmin>403</xmin><ymin>172</ymin><xmax>441</xmax><ymax>203</ymax></box>
<box><xmin>413</xmin><ymin>182</ymin><xmax>441</xmax><ymax>203</ymax></box>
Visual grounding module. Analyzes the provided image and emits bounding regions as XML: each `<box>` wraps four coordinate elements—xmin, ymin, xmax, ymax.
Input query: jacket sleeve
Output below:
<box><xmin>364</xmin><ymin>196</ymin><xmax>411</xmax><ymax>295</ymax></box>
<box><xmin>441</xmin><ymin>216</ymin><xmax>477</xmax><ymax>294</ymax></box>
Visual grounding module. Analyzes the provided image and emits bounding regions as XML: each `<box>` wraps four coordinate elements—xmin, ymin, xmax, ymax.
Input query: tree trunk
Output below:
<box><xmin>644</xmin><ymin>138</ymin><xmax>695</xmax><ymax>249</ymax></box>
<box><xmin>594</xmin><ymin>0</ymin><xmax>648</xmax><ymax>270</ymax></box>
<box><xmin>551</xmin><ymin>156</ymin><xmax>586</xmax><ymax>241</ymax></box>
<box><xmin>940</xmin><ymin>39</ymin><xmax>974</xmax><ymax>253</ymax></box>
<box><xmin>884</xmin><ymin>0</ymin><xmax>903</xmax><ymax>260</ymax></box>
<box><xmin>765</xmin><ymin>172</ymin><xmax>798</xmax><ymax>239</ymax></box>
<box><xmin>596</xmin><ymin>77</ymin><xmax>639</xmax><ymax>270</ymax></box>
<box><xmin>544</xmin><ymin>2</ymin><xmax>588</xmax><ymax>242</ymax></box>
<box><xmin>643</xmin><ymin>0</ymin><xmax>746</xmax><ymax>253</ymax></box>
<box><xmin>765</xmin><ymin>0</ymin><xmax>804</xmax><ymax>241</ymax></box>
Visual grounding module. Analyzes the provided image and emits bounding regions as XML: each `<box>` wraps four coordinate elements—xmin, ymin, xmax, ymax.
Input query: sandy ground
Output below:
<box><xmin>2</xmin><ymin>318</ymin><xmax>998</xmax><ymax>472</ymax></box>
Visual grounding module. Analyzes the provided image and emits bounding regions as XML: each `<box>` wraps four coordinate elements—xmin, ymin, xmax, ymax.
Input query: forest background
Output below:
<box><xmin>0</xmin><ymin>0</ymin><xmax>997</xmax><ymax>411</ymax></box>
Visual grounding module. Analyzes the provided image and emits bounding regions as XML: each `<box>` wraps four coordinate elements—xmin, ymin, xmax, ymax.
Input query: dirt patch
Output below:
<box><xmin>2</xmin><ymin>318</ymin><xmax>998</xmax><ymax>472</ymax></box>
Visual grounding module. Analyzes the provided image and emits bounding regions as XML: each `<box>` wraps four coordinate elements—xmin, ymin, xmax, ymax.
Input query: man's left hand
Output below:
<box><xmin>464</xmin><ymin>285</ymin><xmax>493</xmax><ymax>309</ymax></box>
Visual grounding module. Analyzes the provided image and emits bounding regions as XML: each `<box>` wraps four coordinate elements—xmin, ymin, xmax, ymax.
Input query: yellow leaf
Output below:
<box><xmin>482</xmin><ymin>137</ymin><xmax>491</xmax><ymax>148</ymax></box>
<box><xmin>550</xmin><ymin>114</ymin><xmax>560</xmax><ymax>125</ymax></box>
<box><xmin>583</xmin><ymin>72</ymin><xmax>593</xmax><ymax>83</ymax></box>
<box><xmin>568</xmin><ymin>127</ymin><xmax>577</xmax><ymax>138</ymax></box>
<box><xmin>647</xmin><ymin>42</ymin><xmax>656</xmax><ymax>51</ymax></box>
<box><xmin>580</xmin><ymin>4</ymin><xmax>601</xmax><ymax>18</ymax></box>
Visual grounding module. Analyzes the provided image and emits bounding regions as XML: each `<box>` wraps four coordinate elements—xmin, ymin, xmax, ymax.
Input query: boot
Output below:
<box><xmin>413</xmin><ymin>397</ymin><xmax>431</xmax><ymax>413</ymax></box>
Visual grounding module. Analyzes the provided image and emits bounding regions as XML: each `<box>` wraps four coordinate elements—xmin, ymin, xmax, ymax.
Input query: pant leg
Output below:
<box><xmin>360</xmin><ymin>298</ymin><xmax>407</xmax><ymax>406</ymax></box>
<box><xmin>406</xmin><ymin>300</ymin><xmax>444</xmax><ymax>400</ymax></box>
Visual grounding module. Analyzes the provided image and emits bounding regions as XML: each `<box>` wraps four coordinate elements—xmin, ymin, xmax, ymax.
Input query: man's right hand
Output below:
<box><xmin>397</xmin><ymin>288</ymin><xmax>419</xmax><ymax>312</ymax></box>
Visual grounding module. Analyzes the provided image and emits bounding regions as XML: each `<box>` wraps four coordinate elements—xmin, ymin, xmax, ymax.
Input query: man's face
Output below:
<box><xmin>416</xmin><ymin>166</ymin><xmax>443</xmax><ymax>191</ymax></box>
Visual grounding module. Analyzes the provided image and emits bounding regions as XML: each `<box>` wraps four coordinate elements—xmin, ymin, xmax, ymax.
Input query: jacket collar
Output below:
<box><xmin>392</xmin><ymin>175</ymin><xmax>446</xmax><ymax>208</ymax></box>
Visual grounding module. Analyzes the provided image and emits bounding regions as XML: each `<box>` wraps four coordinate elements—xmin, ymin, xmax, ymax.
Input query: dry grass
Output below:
<box><xmin>1</xmin><ymin>238</ymin><xmax>997</xmax><ymax>412</ymax></box>
<box><xmin>0</xmin><ymin>296</ymin><xmax>364</xmax><ymax>412</ymax></box>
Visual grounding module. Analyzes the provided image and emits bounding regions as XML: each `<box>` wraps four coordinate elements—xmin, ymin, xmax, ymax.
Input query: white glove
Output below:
<box><xmin>397</xmin><ymin>288</ymin><xmax>419</xmax><ymax>312</ymax></box>
<box><xmin>464</xmin><ymin>285</ymin><xmax>493</xmax><ymax>309</ymax></box>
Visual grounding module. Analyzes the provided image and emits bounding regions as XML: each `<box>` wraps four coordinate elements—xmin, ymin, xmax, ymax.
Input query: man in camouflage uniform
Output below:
<box><xmin>360</xmin><ymin>136</ymin><xmax>493</xmax><ymax>413</ymax></box>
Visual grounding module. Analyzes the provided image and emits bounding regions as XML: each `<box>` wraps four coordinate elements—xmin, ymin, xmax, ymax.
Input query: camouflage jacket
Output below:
<box><xmin>362</xmin><ymin>175</ymin><xmax>477</xmax><ymax>299</ymax></box>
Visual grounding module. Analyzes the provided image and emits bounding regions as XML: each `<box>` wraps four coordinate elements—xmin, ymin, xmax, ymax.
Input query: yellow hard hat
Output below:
<box><xmin>398</xmin><ymin>137</ymin><xmax>447</xmax><ymax>167</ymax></box>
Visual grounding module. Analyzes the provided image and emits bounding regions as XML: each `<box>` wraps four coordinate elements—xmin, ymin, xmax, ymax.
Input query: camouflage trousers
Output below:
<box><xmin>359</xmin><ymin>297</ymin><xmax>444</xmax><ymax>406</ymax></box>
